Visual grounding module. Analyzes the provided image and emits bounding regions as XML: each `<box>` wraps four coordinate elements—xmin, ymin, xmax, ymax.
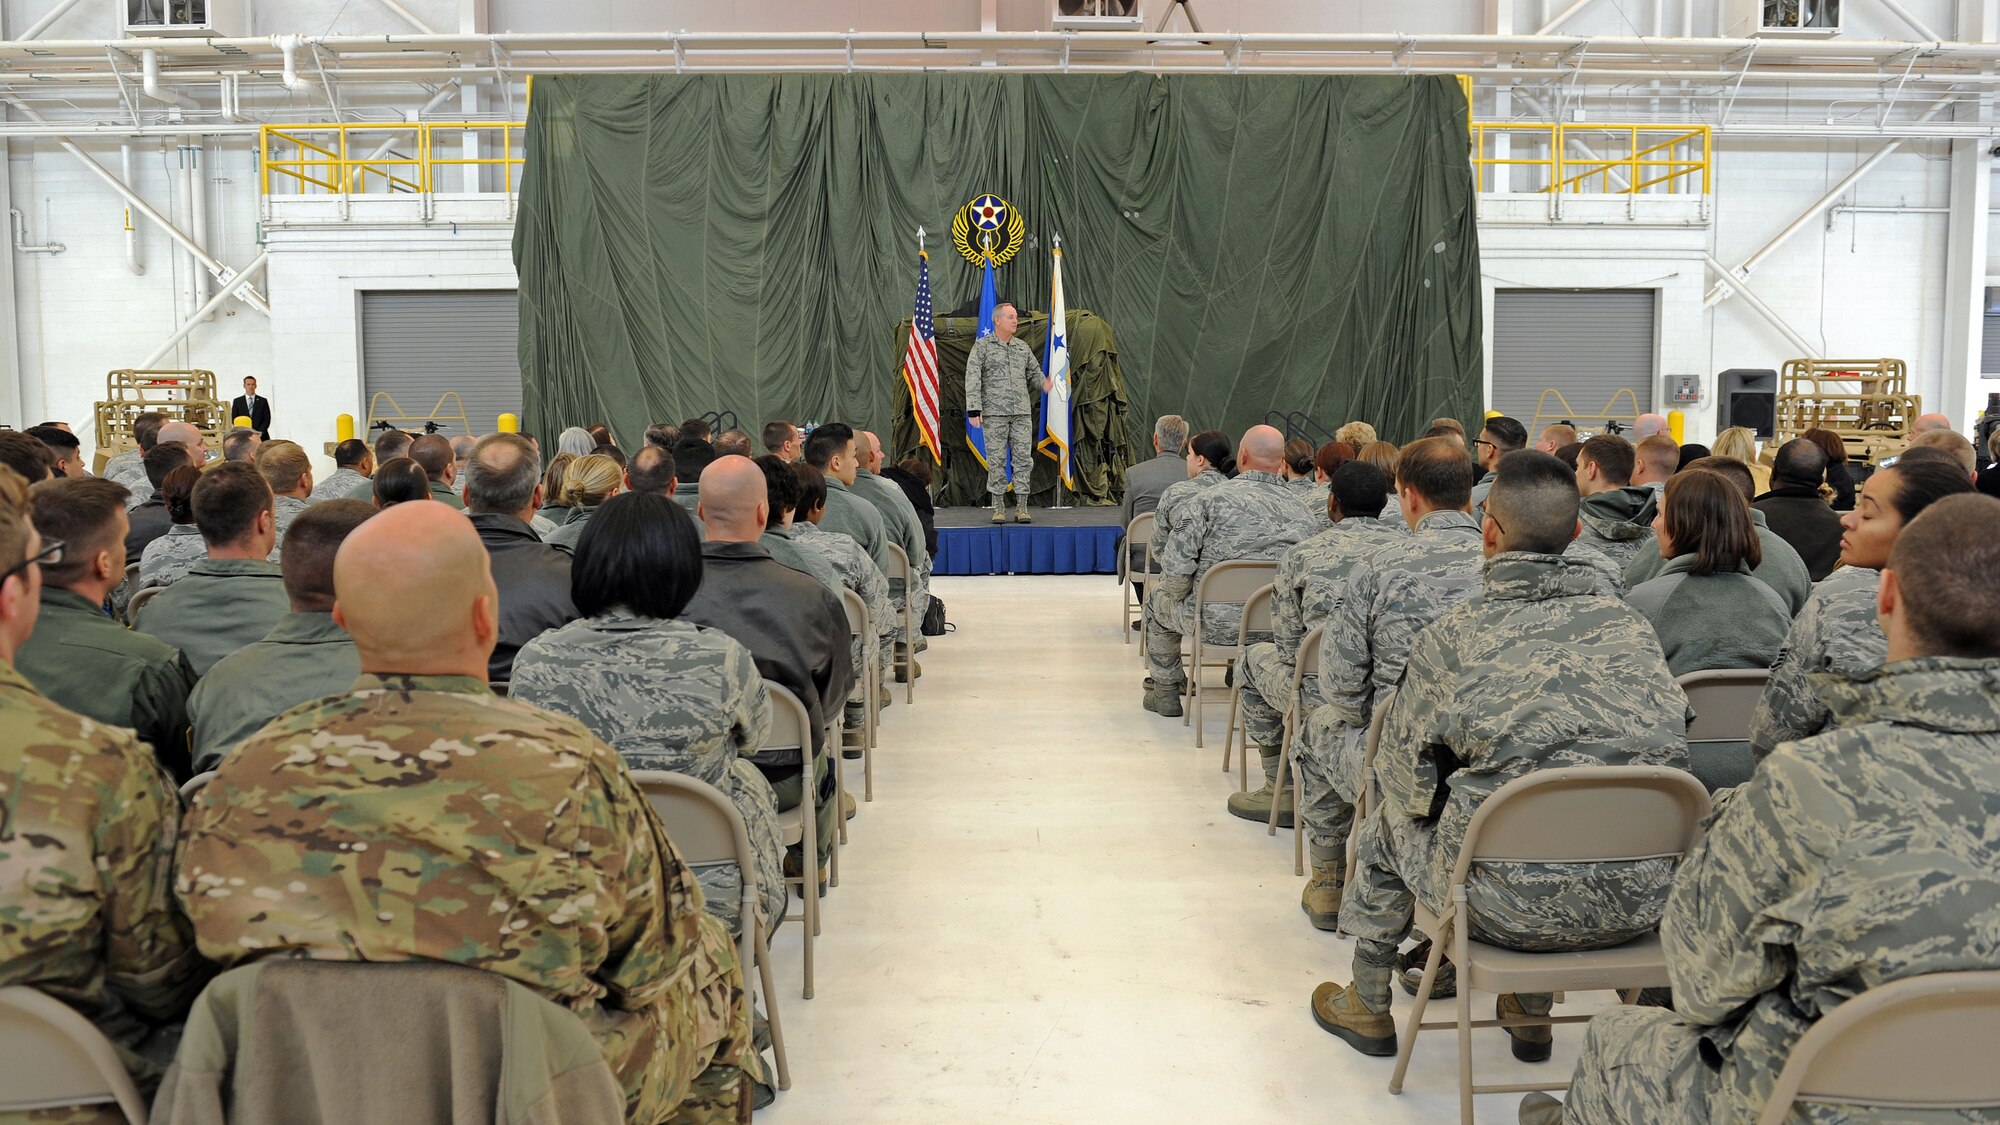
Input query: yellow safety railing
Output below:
<box><xmin>1470</xmin><ymin>122</ymin><xmax>1711</xmax><ymax>195</ymax></box>
<box><xmin>261</xmin><ymin>122</ymin><xmax>525</xmax><ymax>196</ymax></box>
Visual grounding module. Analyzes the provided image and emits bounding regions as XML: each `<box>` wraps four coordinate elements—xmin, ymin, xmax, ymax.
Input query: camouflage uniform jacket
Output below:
<box><xmin>1380</xmin><ymin>552</ymin><xmax>1690</xmax><ymax>923</ymax></box>
<box><xmin>137</xmin><ymin>524</ymin><xmax>205</xmax><ymax>590</ymax></box>
<box><xmin>761</xmin><ymin>528</ymin><xmax>841</xmax><ymax>596</ymax></box>
<box><xmin>14</xmin><ymin>588</ymin><xmax>195</xmax><ymax>770</ymax></box>
<box><xmin>177</xmin><ymin>673</ymin><xmax>749</xmax><ymax>1123</ymax></box>
<box><xmin>786</xmin><ymin>521</ymin><xmax>896</xmax><ymax>648</ymax></box>
<box><xmin>307</xmin><ymin>467</ymin><xmax>366</xmax><ymax>505</ymax></box>
<box><xmin>1269</xmin><ymin>515</ymin><xmax>1405</xmax><ymax>684</ymax></box>
<box><xmin>511</xmin><ymin>613</ymin><xmax>785</xmax><ymax>937</ymax></box>
<box><xmin>101</xmin><ymin>448</ymin><xmax>142</xmax><ymax>485</ymax></box>
<box><xmin>1317</xmin><ymin>509</ymin><xmax>1484</xmax><ymax>730</ymax></box>
<box><xmin>963</xmin><ymin>334</ymin><xmax>1043</xmax><ymax>417</ymax></box>
<box><xmin>186</xmin><ymin>611</ymin><xmax>359</xmax><ymax>772</ymax></box>
<box><xmin>0</xmin><ymin>661</ymin><xmax>209</xmax><ymax>1089</ymax></box>
<box><xmin>821</xmin><ymin>476</ymin><xmax>892</xmax><ymax>575</ymax></box>
<box><xmin>1575</xmin><ymin>485</ymin><xmax>1660</xmax><ymax>571</ymax></box>
<box><xmin>1659</xmin><ymin>658</ymin><xmax>2000</xmax><ymax>1125</ymax></box>
<box><xmin>1156</xmin><ymin>470</ymin><xmax>1315</xmax><ymax>636</ymax></box>
<box><xmin>134</xmin><ymin>558</ymin><xmax>289</xmax><ymax>677</ymax></box>
<box><xmin>1147</xmin><ymin>469</ymin><xmax>1223</xmax><ymax>562</ymax></box>
<box><xmin>267</xmin><ymin>496</ymin><xmax>307</xmax><ymax>563</ymax></box>
<box><xmin>1749</xmin><ymin>565</ymin><xmax>1882</xmax><ymax>760</ymax></box>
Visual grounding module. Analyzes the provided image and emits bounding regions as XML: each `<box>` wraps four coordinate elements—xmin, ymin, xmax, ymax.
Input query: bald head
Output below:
<box><xmin>157</xmin><ymin>421</ymin><xmax>203</xmax><ymax>456</ymax></box>
<box><xmin>857</xmin><ymin>430</ymin><xmax>884</xmax><ymax>472</ymax></box>
<box><xmin>696</xmin><ymin>455</ymin><xmax>771</xmax><ymax>542</ymax></box>
<box><xmin>332</xmin><ymin>501</ymin><xmax>497</xmax><ymax>678</ymax></box>
<box><xmin>1912</xmin><ymin>413</ymin><xmax>1953</xmax><ymax>435</ymax></box>
<box><xmin>1634</xmin><ymin>413</ymin><xmax>1670</xmax><ymax>439</ymax></box>
<box><xmin>1238</xmin><ymin>425</ymin><xmax>1287</xmax><ymax>473</ymax></box>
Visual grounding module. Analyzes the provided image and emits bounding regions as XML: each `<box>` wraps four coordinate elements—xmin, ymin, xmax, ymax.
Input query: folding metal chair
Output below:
<box><xmin>0</xmin><ymin>988</ymin><xmax>148</xmax><ymax>1124</ymax></box>
<box><xmin>883</xmin><ymin>542</ymin><xmax>917</xmax><ymax>704</ymax></box>
<box><xmin>179</xmin><ymin>769</ymin><xmax>216</xmax><ymax>803</ymax></box>
<box><xmin>1266</xmin><ymin>622</ymin><xmax>1326</xmax><ymax>874</ymax></box>
<box><xmin>1186</xmin><ymin>560</ymin><xmax>1278</xmax><ymax>747</ymax></box>
<box><xmin>125</xmin><ymin>584</ymin><xmax>163</xmax><ymax>626</ymax></box>
<box><xmin>1388</xmin><ymin>766</ymin><xmax>1712</xmax><ymax>1124</ymax></box>
<box><xmin>760</xmin><ymin>682</ymin><xmax>820</xmax><ymax>998</ymax></box>
<box><xmin>632</xmin><ymin>771</ymin><xmax>792</xmax><ymax>1090</ymax></box>
<box><xmin>838</xmin><ymin>588</ymin><xmax>876</xmax><ymax>803</ymax></box>
<box><xmin>1121</xmin><ymin>512</ymin><xmax>1156</xmax><ymax>645</ymax></box>
<box><xmin>1220</xmin><ymin>584</ymin><xmax>1277</xmax><ymax>782</ymax></box>
<box><xmin>1678</xmin><ymin>668</ymin><xmax>1770</xmax><ymax>792</ymax></box>
<box><xmin>1755</xmin><ymin>970</ymin><xmax>2000</xmax><ymax>1124</ymax></box>
<box><xmin>1345</xmin><ymin>703</ymin><xmax>1392</xmax><ymax>888</ymax></box>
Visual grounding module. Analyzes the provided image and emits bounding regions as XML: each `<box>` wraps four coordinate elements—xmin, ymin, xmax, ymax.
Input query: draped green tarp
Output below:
<box><xmin>515</xmin><ymin>74</ymin><xmax>1483</xmax><ymax>489</ymax></box>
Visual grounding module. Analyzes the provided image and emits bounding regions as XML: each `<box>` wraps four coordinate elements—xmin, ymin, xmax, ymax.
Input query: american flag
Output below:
<box><xmin>902</xmin><ymin>250</ymin><xmax>943</xmax><ymax>461</ymax></box>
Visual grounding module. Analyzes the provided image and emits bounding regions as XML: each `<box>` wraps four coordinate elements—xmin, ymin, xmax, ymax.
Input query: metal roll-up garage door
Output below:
<box><xmin>360</xmin><ymin>291</ymin><xmax>522</xmax><ymax>440</ymax></box>
<box><xmin>1491</xmin><ymin>289</ymin><xmax>1656</xmax><ymax>435</ymax></box>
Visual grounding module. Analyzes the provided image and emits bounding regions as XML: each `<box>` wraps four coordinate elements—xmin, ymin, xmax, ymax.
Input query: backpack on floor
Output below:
<box><xmin>922</xmin><ymin>596</ymin><xmax>949</xmax><ymax>636</ymax></box>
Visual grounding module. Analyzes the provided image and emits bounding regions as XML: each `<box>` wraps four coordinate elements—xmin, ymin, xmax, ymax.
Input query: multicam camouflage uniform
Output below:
<box><xmin>1235</xmin><ymin>515</ymin><xmax>1404</xmax><ymax>798</ymax></box>
<box><xmin>137</xmin><ymin>523</ymin><xmax>205</xmax><ymax>589</ymax></box>
<box><xmin>307</xmin><ymin>466</ymin><xmax>367</xmax><ymax>505</ymax></box>
<box><xmin>1300</xmin><ymin>510</ymin><xmax>1483</xmax><ymax>859</ymax></box>
<box><xmin>511</xmin><ymin>612</ymin><xmax>786</xmax><ymax>938</ymax></box>
<box><xmin>1337</xmin><ymin>552</ymin><xmax>1691</xmax><ymax>1013</ymax></box>
<box><xmin>1143</xmin><ymin>470</ymin><xmax>1315</xmax><ymax>691</ymax></box>
<box><xmin>1553</xmin><ymin>658</ymin><xmax>2000</xmax><ymax>1125</ymax></box>
<box><xmin>176</xmin><ymin>673</ymin><xmax>759</xmax><ymax>1125</ymax></box>
<box><xmin>1749</xmin><ymin>565</ymin><xmax>1883</xmax><ymax>760</ymax></box>
<box><xmin>0</xmin><ymin>662</ymin><xmax>209</xmax><ymax>1118</ymax></box>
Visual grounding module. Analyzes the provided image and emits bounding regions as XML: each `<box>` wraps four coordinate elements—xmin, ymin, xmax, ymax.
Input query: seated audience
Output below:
<box><xmin>1572</xmin><ymin>435</ymin><xmax>1658</xmax><ymax>569</ymax></box>
<box><xmin>1983</xmin><ymin>427</ymin><xmax>2000</xmax><ymax>497</ymax></box>
<box><xmin>310</xmin><ymin>437</ymin><xmax>373</xmax><ymax>503</ymax></box>
<box><xmin>671</xmin><ymin>437</ymin><xmax>716</xmax><ymax>509</ymax></box>
<box><xmin>1356</xmin><ymin>439</ymin><xmax>1403</xmax><ymax>524</ymax></box>
<box><xmin>592</xmin><ymin>442</ymin><xmax>627</xmax><ymax>468</ymax></box>
<box><xmin>220</xmin><ymin>426</ymin><xmax>260</xmax><ymax>463</ymax></box>
<box><xmin>1119</xmin><ymin>414</ymin><xmax>1191</xmax><ymax>595</ymax></box>
<box><xmin>1633</xmin><ymin>412</ymin><xmax>1670</xmax><ymax>439</ymax></box>
<box><xmin>1910</xmin><ymin>411</ymin><xmax>1953</xmax><ymax>434</ymax></box>
<box><xmin>680</xmin><ymin>456</ymin><xmax>854</xmax><ymax>866</ymax></box>
<box><xmin>1710</xmin><ymin>425</ymin><xmax>1770</xmax><ymax>494</ymax></box>
<box><xmin>755</xmin><ymin>455</ymin><xmax>842</xmax><ymax>593</ymax></box>
<box><xmin>1146</xmin><ymin>429</ymin><xmax>1232</xmax><ymax>578</ymax></box>
<box><xmin>1336</xmin><ymin>420</ymin><xmax>1378</xmax><ymax>449</ymax></box>
<box><xmin>1674</xmin><ymin>442</ymin><xmax>1710</xmax><ymax>471</ymax></box>
<box><xmin>0</xmin><ymin>428</ymin><xmax>52</xmax><ymax>484</ymax></box>
<box><xmin>1281</xmin><ymin>437</ymin><xmax>1319</xmax><ymax>497</ymax></box>
<box><xmin>342</xmin><ymin>427</ymin><xmax>413</xmax><ymax>501</ymax></box>
<box><xmin>18</xmin><ymin>476</ymin><xmax>196</xmax><ymax>777</ymax></box>
<box><xmin>125</xmin><ymin>442</ymin><xmax>193</xmax><ymax>562</ymax></box>
<box><xmin>805</xmin><ymin>424</ymin><xmax>892</xmax><ymax>574</ymax></box>
<box><xmin>253</xmin><ymin>439</ymin><xmax>313</xmax><ymax>558</ymax></box>
<box><xmin>102</xmin><ymin>409</ymin><xmax>165</xmax><ymax>488</ymax></box>
<box><xmin>1530</xmin><ymin>493</ymin><xmax>2000</xmax><ymax>1125</ymax></box>
<box><xmin>0</xmin><ymin>467</ymin><xmax>208</xmax><ymax>1102</ymax></box>
<box><xmin>408</xmin><ymin>434</ymin><xmax>464</xmax><ymax>509</ymax></box>
<box><xmin>450</xmin><ymin>434</ymin><xmax>477</xmax><ymax>480</ymax></box>
<box><xmin>1553</xmin><ymin>441</ymin><xmax>1584</xmax><ymax>470</ymax></box>
<box><xmin>556</xmin><ymin>425</ymin><xmax>595</xmax><ymax>457</ymax></box>
<box><xmin>26</xmin><ymin>424</ymin><xmax>86</xmax><ymax>478</ymax></box>
<box><xmin>1534</xmin><ymin>422</ymin><xmax>1578</xmax><ymax>453</ymax></box>
<box><xmin>1631</xmin><ymin>433</ymin><xmax>1679</xmax><ymax>491</ymax></box>
<box><xmin>538</xmin><ymin>450</ymin><xmax>576</xmax><ymax>520</ymax></box>
<box><xmin>1753</xmin><ymin>437</ymin><xmax>1844</xmax><ymax>580</ymax></box>
<box><xmin>512</xmin><ymin>492</ymin><xmax>787</xmax><ymax>940</ymax></box>
<box><xmin>882</xmin><ymin>457</ymin><xmax>939</xmax><ymax>558</ymax></box>
<box><xmin>1468</xmin><ymin>414</ymin><xmax>1526</xmax><ymax>515</ymax></box>
<box><xmin>176</xmin><ymin>500</ymin><xmax>758</xmax><ymax>1123</ymax></box>
<box><xmin>137</xmin><ymin>465</ymin><xmax>206</xmax><ymax>589</ymax></box>
<box><xmin>626</xmin><ymin>443</ymin><xmax>677</xmax><ymax>498</ymax></box>
<box><xmin>134</xmin><ymin>462</ymin><xmax>288</xmax><ymax>676</ymax></box>
<box><xmin>680</xmin><ymin>417</ymin><xmax>714</xmax><ymax>442</ymax></box>
<box><xmin>854</xmin><ymin>430</ymin><xmax>931</xmax><ymax>653</ymax></box>
<box><xmin>1144</xmin><ymin>425</ymin><xmax>1314</xmax><ymax>722</ymax></box>
<box><xmin>1906</xmin><ymin>427</ymin><xmax>1976</xmax><ymax>478</ymax></box>
<box><xmin>461</xmin><ymin>433</ymin><xmax>578</xmax><ymax>683</ymax></box>
<box><xmin>761</xmin><ymin>419</ymin><xmax>802</xmax><ymax>460</ymax></box>
<box><xmin>1750</xmin><ymin>459</ymin><xmax>1972</xmax><ymax>758</ymax></box>
<box><xmin>645</xmin><ymin>421</ymin><xmax>681</xmax><ymax>450</ymax></box>
<box><xmin>1311</xmin><ymin>451</ymin><xmax>1689</xmax><ymax>1063</ymax></box>
<box><xmin>1298</xmin><ymin>441</ymin><xmax>1355</xmax><ymax>528</ymax></box>
<box><xmin>1800</xmin><ymin>426</ymin><xmax>1856</xmax><ymax>510</ymax></box>
<box><xmin>1426</xmin><ymin>417</ymin><xmax>1467</xmax><ymax>445</ymax></box>
<box><xmin>545</xmin><ymin>452</ymin><xmax>624</xmax><ymax>549</ymax></box>
<box><xmin>1626</xmin><ymin>469</ymin><xmax>1789</xmax><ymax>676</ymax></box>
<box><xmin>1237</xmin><ymin>460</ymin><xmax>1405</xmax><ymax>924</ymax></box>
<box><xmin>186</xmin><ymin>501</ymin><xmax>371</xmax><ymax>771</ymax></box>
<box><xmin>1625</xmin><ymin>455</ymin><xmax>1811</xmax><ymax>615</ymax></box>
<box><xmin>370</xmin><ymin>456</ymin><xmax>429</xmax><ymax>508</ymax></box>
<box><xmin>1299</xmin><ymin>438</ymin><xmax>1483</xmax><ymax>921</ymax></box>
<box><xmin>713</xmin><ymin>428</ymin><xmax>753</xmax><ymax>458</ymax></box>
<box><xmin>783</xmin><ymin>462</ymin><xmax>897</xmax><ymax>726</ymax></box>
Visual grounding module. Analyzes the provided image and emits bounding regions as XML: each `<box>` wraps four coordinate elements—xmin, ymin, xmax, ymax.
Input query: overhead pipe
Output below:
<box><xmin>9</xmin><ymin>209</ymin><xmax>63</xmax><ymax>254</ymax></box>
<box><xmin>20</xmin><ymin>0</ymin><xmax>91</xmax><ymax>40</ymax></box>
<box><xmin>275</xmin><ymin>36</ymin><xmax>313</xmax><ymax>92</ymax></box>
<box><xmin>2</xmin><ymin>99</ymin><xmax>271</xmax><ymax>315</ymax></box>
<box><xmin>139</xmin><ymin>251</ymin><xmax>269</xmax><ymax>368</ymax></box>
<box><xmin>1701</xmin><ymin>253</ymin><xmax>1819</xmax><ymax>356</ymax></box>
<box><xmin>119</xmin><ymin>143</ymin><xmax>143</xmax><ymax>275</ymax></box>
<box><xmin>140</xmin><ymin>49</ymin><xmax>199</xmax><ymax>111</ymax></box>
<box><xmin>186</xmin><ymin>139</ymin><xmax>210</xmax><ymax>317</ymax></box>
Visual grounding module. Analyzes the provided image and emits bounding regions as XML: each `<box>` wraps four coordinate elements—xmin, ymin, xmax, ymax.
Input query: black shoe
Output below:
<box><xmin>1498</xmin><ymin>994</ymin><xmax>1553</xmax><ymax>1063</ymax></box>
<box><xmin>1397</xmin><ymin>940</ymin><xmax>1457</xmax><ymax>998</ymax></box>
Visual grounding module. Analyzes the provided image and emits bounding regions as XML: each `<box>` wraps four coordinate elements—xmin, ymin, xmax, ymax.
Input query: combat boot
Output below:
<box><xmin>1301</xmin><ymin>860</ymin><xmax>1345</xmax><ymax>930</ymax></box>
<box><xmin>1226</xmin><ymin>749</ymin><xmax>1292</xmax><ymax>826</ymax></box>
<box><xmin>1518</xmin><ymin>1093</ymin><xmax>1565</xmax><ymax>1125</ymax></box>
<box><xmin>1142</xmin><ymin>678</ymin><xmax>1183</xmax><ymax>717</ymax></box>
<box><xmin>1397</xmin><ymin>939</ymin><xmax>1457</xmax><ymax>998</ymax></box>
<box><xmin>1497</xmin><ymin>993</ymin><xmax>1553</xmax><ymax>1063</ymax></box>
<box><xmin>1310</xmin><ymin>981</ymin><xmax>1397</xmax><ymax>1057</ymax></box>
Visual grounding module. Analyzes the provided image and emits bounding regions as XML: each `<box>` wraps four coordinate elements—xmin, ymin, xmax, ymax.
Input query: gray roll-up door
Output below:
<box><xmin>1491</xmin><ymin>289</ymin><xmax>1656</xmax><ymax>435</ymax></box>
<box><xmin>1980</xmin><ymin>313</ymin><xmax>2000</xmax><ymax>376</ymax></box>
<box><xmin>360</xmin><ymin>291</ymin><xmax>522</xmax><ymax>440</ymax></box>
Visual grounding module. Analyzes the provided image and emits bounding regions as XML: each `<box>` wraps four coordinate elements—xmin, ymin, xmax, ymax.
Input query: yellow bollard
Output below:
<box><xmin>233</xmin><ymin>416</ymin><xmax>253</xmax><ymax>430</ymax></box>
<box><xmin>1484</xmin><ymin>409</ymin><xmax>1502</xmax><ymax>420</ymax></box>
<box><xmin>497</xmin><ymin>413</ymin><xmax>520</xmax><ymax>433</ymax></box>
<box><xmin>1668</xmin><ymin>410</ymin><xmax>1686</xmax><ymax>444</ymax></box>
<box><xmin>336</xmin><ymin>414</ymin><xmax>356</xmax><ymax>442</ymax></box>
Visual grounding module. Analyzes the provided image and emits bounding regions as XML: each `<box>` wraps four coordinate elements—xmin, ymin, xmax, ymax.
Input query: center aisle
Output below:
<box><xmin>760</xmin><ymin>574</ymin><xmax>1601</xmax><ymax>1123</ymax></box>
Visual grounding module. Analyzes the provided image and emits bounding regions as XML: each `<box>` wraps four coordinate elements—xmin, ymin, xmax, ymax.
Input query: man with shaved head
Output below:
<box><xmin>683</xmin><ymin>455</ymin><xmax>853</xmax><ymax>869</ymax></box>
<box><xmin>1910</xmin><ymin>411</ymin><xmax>1953</xmax><ymax>435</ymax></box>
<box><xmin>126</xmin><ymin>419</ymin><xmax>207</xmax><ymax>510</ymax></box>
<box><xmin>1633</xmin><ymin>412</ymin><xmax>1670</xmax><ymax>440</ymax></box>
<box><xmin>1144</xmin><ymin>424</ymin><xmax>1316</xmax><ymax>723</ymax></box>
<box><xmin>407</xmin><ymin>433</ymin><xmax>465</xmax><ymax>509</ymax></box>
<box><xmin>178</xmin><ymin>501</ymin><xmax>761</xmax><ymax>1122</ymax></box>
<box><xmin>1311</xmin><ymin>451</ymin><xmax>1689</xmax><ymax>1066</ymax></box>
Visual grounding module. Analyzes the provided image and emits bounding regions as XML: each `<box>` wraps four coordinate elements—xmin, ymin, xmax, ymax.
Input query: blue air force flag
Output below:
<box><xmin>966</xmin><ymin>257</ymin><xmax>999</xmax><ymax>470</ymax></box>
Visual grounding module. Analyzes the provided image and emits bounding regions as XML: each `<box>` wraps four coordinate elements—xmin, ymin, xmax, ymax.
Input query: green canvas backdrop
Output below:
<box><xmin>514</xmin><ymin>73</ymin><xmax>1483</xmax><ymax>500</ymax></box>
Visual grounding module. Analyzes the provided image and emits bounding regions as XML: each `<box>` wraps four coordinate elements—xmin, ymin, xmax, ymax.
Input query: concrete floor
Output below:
<box><xmin>760</xmin><ymin>574</ymin><xmax>1610</xmax><ymax>1124</ymax></box>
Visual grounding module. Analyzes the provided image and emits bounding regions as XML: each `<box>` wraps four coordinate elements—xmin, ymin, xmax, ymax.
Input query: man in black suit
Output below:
<box><xmin>229</xmin><ymin>376</ymin><xmax>272</xmax><ymax>440</ymax></box>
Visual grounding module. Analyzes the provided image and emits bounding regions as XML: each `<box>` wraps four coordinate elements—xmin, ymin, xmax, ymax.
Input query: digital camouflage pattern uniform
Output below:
<box><xmin>1749</xmin><ymin>565</ymin><xmax>1883</xmax><ymax>761</ymax></box>
<box><xmin>0</xmin><ymin>662</ymin><xmax>210</xmax><ymax>1123</ymax></box>
<box><xmin>176</xmin><ymin>674</ymin><xmax>759</xmax><ymax>1125</ymax></box>
<box><xmin>1337</xmin><ymin>553</ymin><xmax>1691</xmax><ymax>1014</ymax></box>
<box><xmin>1552</xmin><ymin>659</ymin><xmax>2000</xmax><ymax>1125</ymax></box>
<box><xmin>1235</xmin><ymin>514</ymin><xmax>1404</xmax><ymax>807</ymax></box>
<box><xmin>136</xmin><ymin>523</ymin><xmax>205</xmax><ymax>589</ymax></box>
<box><xmin>307</xmin><ymin>466</ymin><xmax>367</xmax><ymax>505</ymax></box>
<box><xmin>962</xmin><ymin>334</ymin><xmax>1044</xmax><ymax>506</ymax></box>
<box><xmin>1301</xmin><ymin>510</ymin><xmax>1484</xmax><ymax>860</ymax></box>
<box><xmin>1574</xmin><ymin>485</ymin><xmax>1660</xmax><ymax>572</ymax></box>
<box><xmin>784</xmin><ymin>520</ymin><xmax>896</xmax><ymax>697</ymax></box>
<box><xmin>100</xmin><ymin>448</ymin><xmax>142</xmax><ymax>486</ymax></box>
<box><xmin>1144</xmin><ymin>470</ymin><xmax>1316</xmax><ymax>691</ymax></box>
<box><xmin>1146</xmin><ymin>469</ymin><xmax>1224</xmax><ymax>564</ymax></box>
<box><xmin>510</xmin><ymin>612</ymin><xmax>787</xmax><ymax>939</ymax></box>
<box><xmin>266</xmin><ymin>495</ymin><xmax>308</xmax><ymax>562</ymax></box>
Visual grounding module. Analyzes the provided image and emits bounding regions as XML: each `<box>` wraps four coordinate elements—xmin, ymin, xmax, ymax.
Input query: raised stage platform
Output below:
<box><xmin>933</xmin><ymin>506</ymin><xmax>1123</xmax><ymax>576</ymax></box>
